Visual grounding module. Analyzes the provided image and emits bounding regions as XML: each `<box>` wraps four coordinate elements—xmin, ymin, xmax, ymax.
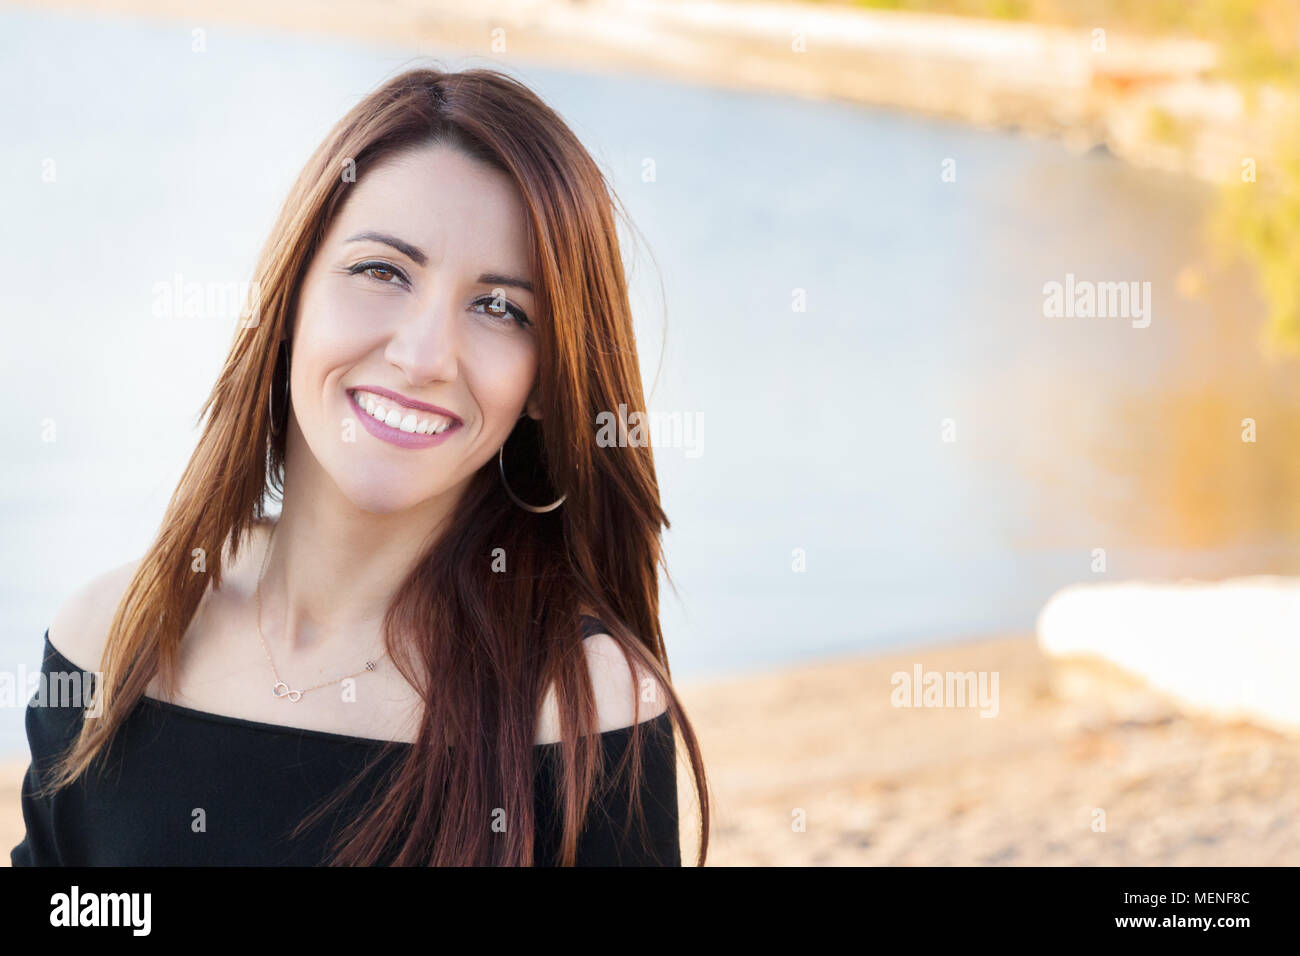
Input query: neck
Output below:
<box><xmin>255</xmin><ymin>433</ymin><xmax>469</xmax><ymax>659</ymax></box>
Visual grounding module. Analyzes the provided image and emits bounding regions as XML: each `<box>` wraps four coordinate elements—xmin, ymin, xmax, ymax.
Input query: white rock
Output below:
<box><xmin>1036</xmin><ymin>577</ymin><xmax>1300</xmax><ymax>735</ymax></box>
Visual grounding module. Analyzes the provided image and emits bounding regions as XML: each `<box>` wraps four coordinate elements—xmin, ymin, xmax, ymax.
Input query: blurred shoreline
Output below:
<box><xmin>6</xmin><ymin>630</ymin><xmax>1298</xmax><ymax>865</ymax></box>
<box><xmin>5</xmin><ymin>0</ymin><xmax>1280</xmax><ymax>183</ymax></box>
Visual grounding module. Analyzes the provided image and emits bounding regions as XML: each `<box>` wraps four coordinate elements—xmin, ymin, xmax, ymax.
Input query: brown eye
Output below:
<box><xmin>349</xmin><ymin>261</ymin><xmax>409</xmax><ymax>287</ymax></box>
<box><xmin>472</xmin><ymin>296</ymin><xmax>531</xmax><ymax>328</ymax></box>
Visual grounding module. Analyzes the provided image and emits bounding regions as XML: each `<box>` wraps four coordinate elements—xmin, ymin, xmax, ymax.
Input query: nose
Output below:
<box><xmin>384</xmin><ymin>294</ymin><xmax>461</xmax><ymax>385</ymax></box>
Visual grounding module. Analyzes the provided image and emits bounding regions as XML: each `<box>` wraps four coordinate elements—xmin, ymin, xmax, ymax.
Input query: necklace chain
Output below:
<box><xmin>254</xmin><ymin>521</ymin><xmax>386</xmax><ymax>702</ymax></box>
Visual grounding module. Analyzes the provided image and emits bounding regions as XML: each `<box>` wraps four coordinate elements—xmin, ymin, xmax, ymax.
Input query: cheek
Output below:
<box><xmin>293</xmin><ymin>282</ymin><xmax>388</xmax><ymax>378</ymax></box>
<box><xmin>464</xmin><ymin>332</ymin><xmax>539</xmax><ymax>421</ymax></box>
<box><xmin>300</xmin><ymin>278</ymin><xmax>393</xmax><ymax>344</ymax></box>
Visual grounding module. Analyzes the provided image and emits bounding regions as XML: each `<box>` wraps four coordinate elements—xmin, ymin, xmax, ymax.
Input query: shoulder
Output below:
<box><xmin>47</xmin><ymin>557</ymin><xmax>143</xmax><ymax>671</ymax></box>
<box><xmin>535</xmin><ymin>620</ymin><xmax>669</xmax><ymax>746</ymax></box>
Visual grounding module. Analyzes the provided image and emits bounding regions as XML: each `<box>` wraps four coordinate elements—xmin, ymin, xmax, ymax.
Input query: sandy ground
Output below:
<box><xmin>671</xmin><ymin>633</ymin><xmax>1300</xmax><ymax>866</ymax></box>
<box><xmin>5</xmin><ymin>632</ymin><xmax>1298</xmax><ymax>865</ymax></box>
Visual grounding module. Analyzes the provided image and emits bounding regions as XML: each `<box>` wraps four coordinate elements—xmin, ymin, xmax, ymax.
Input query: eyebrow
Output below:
<box><xmin>346</xmin><ymin>232</ymin><xmax>533</xmax><ymax>294</ymax></box>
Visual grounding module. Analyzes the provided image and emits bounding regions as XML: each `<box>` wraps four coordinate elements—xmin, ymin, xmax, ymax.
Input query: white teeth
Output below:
<box><xmin>351</xmin><ymin>390</ymin><xmax>456</xmax><ymax>436</ymax></box>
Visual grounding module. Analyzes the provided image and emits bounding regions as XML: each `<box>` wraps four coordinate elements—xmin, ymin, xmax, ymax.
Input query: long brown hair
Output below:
<box><xmin>40</xmin><ymin>65</ymin><xmax>710</xmax><ymax>866</ymax></box>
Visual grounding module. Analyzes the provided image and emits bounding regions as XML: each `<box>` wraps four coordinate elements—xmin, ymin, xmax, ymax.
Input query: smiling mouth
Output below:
<box><xmin>348</xmin><ymin>388</ymin><xmax>460</xmax><ymax>436</ymax></box>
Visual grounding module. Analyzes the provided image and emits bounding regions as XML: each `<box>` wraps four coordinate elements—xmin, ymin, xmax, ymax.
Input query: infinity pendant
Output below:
<box><xmin>272</xmin><ymin>681</ymin><xmax>303</xmax><ymax>702</ymax></box>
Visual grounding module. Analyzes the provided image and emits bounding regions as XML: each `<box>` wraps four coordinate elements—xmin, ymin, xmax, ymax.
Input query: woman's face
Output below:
<box><xmin>285</xmin><ymin>142</ymin><xmax>541</xmax><ymax>515</ymax></box>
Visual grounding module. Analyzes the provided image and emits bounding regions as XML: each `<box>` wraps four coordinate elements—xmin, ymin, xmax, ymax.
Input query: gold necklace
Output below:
<box><xmin>254</xmin><ymin>522</ymin><xmax>386</xmax><ymax>702</ymax></box>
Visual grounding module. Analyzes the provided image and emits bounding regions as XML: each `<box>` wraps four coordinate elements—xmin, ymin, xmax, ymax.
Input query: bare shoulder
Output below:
<box><xmin>47</xmin><ymin>557</ymin><xmax>143</xmax><ymax>672</ymax></box>
<box><xmin>535</xmin><ymin>624</ymin><xmax>670</xmax><ymax>746</ymax></box>
<box><xmin>582</xmin><ymin>631</ymin><xmax>671</xmax><ymax>728</ymax></box>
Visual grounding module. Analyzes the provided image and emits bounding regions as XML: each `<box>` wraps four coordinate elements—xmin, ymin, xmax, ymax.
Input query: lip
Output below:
<box><xmin>350</xmin><ymin>385</ymin><xmax>462</xmax><ymax>423</ymax></box>
<box><xmin>347</xmin><ymin>388</ymin><xmax>464</xmax><ymax>449</ymax></box>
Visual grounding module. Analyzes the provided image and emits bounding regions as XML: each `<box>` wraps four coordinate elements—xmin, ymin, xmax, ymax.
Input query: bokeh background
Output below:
<box><xmin>2</xmin><ymin>0</ymin><xmax>1299</xmax><ymax>865</ymax></box>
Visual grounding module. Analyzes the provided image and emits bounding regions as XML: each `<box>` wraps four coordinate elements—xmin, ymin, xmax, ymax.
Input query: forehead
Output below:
<box><xmin>328</xmin><ymin>143</ymin><xmax>533</xmax><ymax>277</ymax></box>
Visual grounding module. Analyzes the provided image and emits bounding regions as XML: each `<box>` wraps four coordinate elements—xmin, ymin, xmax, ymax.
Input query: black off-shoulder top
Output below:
<box><xmin>9</xmin><ymin>615</ymin><xmax>680</xmax><ymax>866</ymax></box>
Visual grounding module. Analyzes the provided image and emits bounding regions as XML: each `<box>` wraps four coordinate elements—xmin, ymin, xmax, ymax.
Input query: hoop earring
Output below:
<box><xmin>268</xmin><ymin>342</ymin><xmax>289</xmax><ymax>437</ymax></box>
<box><xmin>498</xmin><ymin>429</ymin><xmax>566</xmax><ymax>514</ymax></box>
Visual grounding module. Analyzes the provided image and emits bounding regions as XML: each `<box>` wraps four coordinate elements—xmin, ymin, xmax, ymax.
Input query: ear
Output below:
<box><xmin>523</xmin><ymin>387</ymin><xmax>543</xmax><ymax>421</ymax></box>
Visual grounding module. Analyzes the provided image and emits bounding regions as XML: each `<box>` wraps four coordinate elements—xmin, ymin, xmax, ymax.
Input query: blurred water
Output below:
<box><xmin>1</xmin><ymin>5</ymin><xmax>1295</xmax><ymax>759</ymax></box>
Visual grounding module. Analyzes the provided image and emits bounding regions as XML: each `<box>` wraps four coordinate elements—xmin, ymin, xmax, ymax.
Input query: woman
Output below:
<box><xmin>11</xmin><ymin>66</ymin><xmax>709</xmax><ymax>866</ymax></box>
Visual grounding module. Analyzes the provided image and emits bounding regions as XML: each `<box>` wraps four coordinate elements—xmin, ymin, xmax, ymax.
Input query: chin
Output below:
<box><xmin>331</xmin><ymin>472</ymin><xmax>439</xmax><ymax>517</ymax></box>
